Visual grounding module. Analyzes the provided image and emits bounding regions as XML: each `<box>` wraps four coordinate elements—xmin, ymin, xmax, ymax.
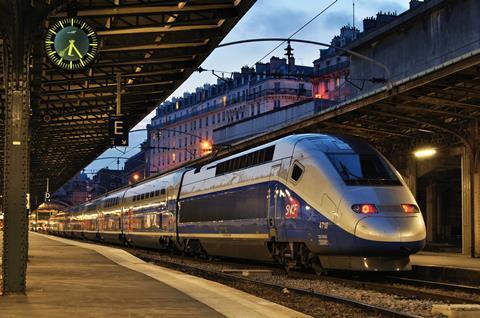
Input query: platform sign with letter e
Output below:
<box><xmin>109</xmin><ymin>115</ymin><xmax>128</xmax><ymax>147</ymax></box>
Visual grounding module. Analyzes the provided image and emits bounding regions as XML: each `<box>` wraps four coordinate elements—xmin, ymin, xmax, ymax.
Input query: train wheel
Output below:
<box><xmin>312</xmin><ymin>257</ymin><xmax>327</xmax><ymax>276</ymax></box>
<box><xmin>270</xmin><ymin>242</ymin><xmax>296</xmax><ymax>271</ymax></box>
<box><xmin>184</xmin><ymin>239</ymin><xmax>208</xmax><ymax>259</ymax></box>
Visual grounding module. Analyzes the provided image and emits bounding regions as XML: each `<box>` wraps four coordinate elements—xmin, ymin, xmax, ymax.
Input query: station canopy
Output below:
<box><xmin>191</xmin><ymin>52</ymin><xmax>480</xmax><ymax>168</ymax></box>
<box><xmin>0</xmin><ymin>0</ymin><xmax>256</xmax><ymax>201</ymax></box>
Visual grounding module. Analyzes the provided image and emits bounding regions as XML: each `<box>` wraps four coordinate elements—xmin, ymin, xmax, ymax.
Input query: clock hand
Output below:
<box><xmin>58</xmin><ymin>44</ymin><xmax>71</xmax><ymax>57</ymax></box>
<box><xmin>67</xmin><ymin>40</ymin><xmax>75</xmax><ymax>57</ymax></box>
<box><xmin>71</xmin><ymin>43</ymin><xmax>83</xmax><ymax>59</ymax></box>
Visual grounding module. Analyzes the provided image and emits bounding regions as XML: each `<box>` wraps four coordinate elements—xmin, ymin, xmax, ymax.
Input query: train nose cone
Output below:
<box><xmin>354</xmin><ymin>217</ymin><xmax>426</xmax><ymax>253</ymax></box>
<box><xmin>355</xmin><ymin>217</ymin><xmax>400</xmax><ymax>242</ymax></box>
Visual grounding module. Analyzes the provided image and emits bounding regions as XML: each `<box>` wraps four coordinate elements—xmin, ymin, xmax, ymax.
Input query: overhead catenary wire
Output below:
<box><xmin>253</xmin><ymin>0</ymin><xmax>339</xmax><ymax>65</ymax></box>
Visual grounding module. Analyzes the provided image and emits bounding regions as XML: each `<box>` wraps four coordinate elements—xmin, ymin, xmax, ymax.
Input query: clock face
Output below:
<box><xmin>45</xmin><ymin>18</ymin><xmax>98</xmax><ymax>71</ymax></box>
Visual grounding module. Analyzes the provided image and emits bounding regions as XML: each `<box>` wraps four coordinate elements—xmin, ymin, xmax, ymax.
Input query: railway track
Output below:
<box><xmin>291</xmin><ymin>272</ymin><xmax>480</xmax><ymax>305</ymax></box>
<box><xmin>286</xmin><ymin>270</ymin><xmax>480</xmax><ymax>303</ymax></box>
<box><xmin>47</xmin><ymin>236</ymin><xmax>480</xmax><ymax>317</ymax></box>
<box><xmin>133</xmin><ymin>250</ymin><xmax>421</xmax><ymax>318</ymax></box>
<box><xmin>385</xmin><ymin>275</ymin><xmax>480</xmax><ymax>295</ymax></box>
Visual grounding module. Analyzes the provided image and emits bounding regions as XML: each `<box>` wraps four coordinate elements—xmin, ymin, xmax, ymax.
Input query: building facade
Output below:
<box><xmin>91</xmin><ymin>168</ymin><xmax>124</xmax><ymax>197</ymax></box>
<box><xmin>312</xmin><ymin>25</ymin><xmax>359</xmax><ymax>102</ymax></box>
<box><xmin>52</xmin><ymin>172</ymin><xmax>90</xmax><ymax>206</ymax></box>
<box><xmin>147</xmin><ymin>56</ymin><xmax>313</xmax><ymax>174</ymax></box>
<box><xmin>124</xmin><ymin>147</ymin><xmax>147</xmax><ymax>183</ymax></box>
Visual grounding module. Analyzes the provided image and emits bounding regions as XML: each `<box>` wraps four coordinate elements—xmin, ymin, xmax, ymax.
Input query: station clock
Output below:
<box><xmin>45</xmin><ymin>18</ymin><xmax>99</xmax><ymax>71</ymax></box>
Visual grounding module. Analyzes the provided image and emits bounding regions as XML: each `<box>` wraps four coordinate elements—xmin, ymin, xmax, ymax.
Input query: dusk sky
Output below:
<box><xmin>85</xmin><ymin>0</ymin><xmax>410</xmax><ymax>174</ymax></box>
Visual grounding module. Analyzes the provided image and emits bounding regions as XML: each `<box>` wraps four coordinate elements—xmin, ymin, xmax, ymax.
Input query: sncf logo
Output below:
<box><xmin>285</xmin><ymin>196</ymin><xmax>300</xmax><ymax>219</ymax></box>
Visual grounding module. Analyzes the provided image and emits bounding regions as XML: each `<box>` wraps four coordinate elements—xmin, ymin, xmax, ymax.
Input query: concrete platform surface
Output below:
<box><xmin>0</xmin><ymin>232</ymin><xmax>310</xmax><ymax>318</ymax></box>
<box><xmin>411</xmin><ymin>252</ymin><xmax>480</xmax><ymax>271</ymax></box>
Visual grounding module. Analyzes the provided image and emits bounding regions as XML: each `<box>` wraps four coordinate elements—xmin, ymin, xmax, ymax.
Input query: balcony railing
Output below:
<box><xmin>314</xmin><ymin>61</ymin><xmax>350</xmax><ymax>77</ymax></box>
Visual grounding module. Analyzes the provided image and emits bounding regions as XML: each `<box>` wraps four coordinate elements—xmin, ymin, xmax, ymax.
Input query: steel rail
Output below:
<box><xmin>134</xmin><ymin>251</ymin><xmax>419</xmax><ymax>318</ymax></box>
<box><xmin>385</xmin><ymin>276</ymin><xmax>480</xmax><ymax>295</ymax></box>
<box><xmin>301</xmin><ymin>272</ymin><xmax>480</xmax><ymax>305</ymax></box>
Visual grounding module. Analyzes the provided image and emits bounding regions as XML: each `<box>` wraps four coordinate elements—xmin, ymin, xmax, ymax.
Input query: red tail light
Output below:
<box><xmin>401</xmin><ymin>204</ymin><xmax>419</xmax><ymax>213</ymax></box>
<box><xmin>351</xmin><ymin>204</ymin><xmax>378</xmax><ymax>214</ymax></box>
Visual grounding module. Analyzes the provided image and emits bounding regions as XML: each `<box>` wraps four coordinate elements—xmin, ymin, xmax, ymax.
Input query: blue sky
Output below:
<box><xmin>84</xmin><ymin>0</ymin><xmax>409</xmax><ymax>174</ymax></box>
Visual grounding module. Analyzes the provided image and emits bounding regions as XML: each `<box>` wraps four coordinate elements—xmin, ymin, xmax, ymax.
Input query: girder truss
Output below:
<box><xmin>187</xmin><ymin>52</ymin><xmax>480</xmax><ymax>174</ymax></box>
<box><xmin>0</xmin><ymin>0</ymin><xmax>256</xmax><ymax>200</ymax></box>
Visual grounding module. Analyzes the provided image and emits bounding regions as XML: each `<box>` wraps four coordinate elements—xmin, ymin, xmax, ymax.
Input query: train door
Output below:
<box><xmin>269</xmin><ymin>164</ymin><xmax>287</xmax><ymax>241</ymax></box>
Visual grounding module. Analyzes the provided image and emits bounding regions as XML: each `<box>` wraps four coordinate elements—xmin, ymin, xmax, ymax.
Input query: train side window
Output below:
<box><xmin>216</xmin><ymin>162</ymin><xmax>225</xmax><ymax>174</ymax></box>
<box><xmin>291</xmin><ymin>163</ymin><xmax>304</xmax><ymax>182</ymax></box>
<box><xmin>150</xmin><ymin>191</ymin><xmax>155</xmax><ymax>197</ymax></box>
<box><xmin>247</xmin><ymin>153</ymin><xmax>254</xmax><ymax>167</ymax></box>
<box><xmin>155</xmin><ymin>190</ymin><xmax>160</xmax><ymax>196</ymax></box>
<box><xmin>160</xmin><ymin>188</ymin><xmax>166</xmax><ymax>195</ymax></box>
<box><xmin>141</xmin><ymin>194</ymin><xmax>145</xmax><ymax>200</ymax></box>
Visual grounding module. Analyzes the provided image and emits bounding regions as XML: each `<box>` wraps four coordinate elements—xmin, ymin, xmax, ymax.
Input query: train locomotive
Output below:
<box><xmin>48</xmin><ymin>134</ymin><xmax>426</xmax><ymax>272</ymax></box>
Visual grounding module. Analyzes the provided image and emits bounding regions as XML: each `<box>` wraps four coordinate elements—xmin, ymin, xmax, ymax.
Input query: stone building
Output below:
<box><xmin>147</xmin><ymin>56</ymin><xmax>313</xmax><ymax>174</ymax></box>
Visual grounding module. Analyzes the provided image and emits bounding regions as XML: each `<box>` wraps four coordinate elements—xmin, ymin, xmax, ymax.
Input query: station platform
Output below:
<box><xmin>0</xmin><ymin>232</ymin><xmax>309</xmax><ymax>318</ymax></box>
<box><xmin>412</xmin><ymin>252</ymin><xmax>480</xmax><ymax>271</ymax></box>
<box><xmin>410</xmin><ymin>252</ymin><xmax>480</xmax><ymax>283</ymax></box>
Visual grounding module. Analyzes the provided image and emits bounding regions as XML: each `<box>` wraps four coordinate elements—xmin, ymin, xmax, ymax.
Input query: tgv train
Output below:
<box><xmin>48</xmin><ymin>134</ymin><xmax>426</xmax><ymax>271</ymax></box>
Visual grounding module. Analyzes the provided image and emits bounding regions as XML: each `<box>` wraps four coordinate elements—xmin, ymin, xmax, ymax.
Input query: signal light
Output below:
<box><xmin>401</xmin><ymin>204</ymin><xmax>419</xmax><ymax>213</ymax></box>
<box><xmin>351</xmin><ymin>204</ymin><xmax>378</xmax><ymax>214</ymax></box>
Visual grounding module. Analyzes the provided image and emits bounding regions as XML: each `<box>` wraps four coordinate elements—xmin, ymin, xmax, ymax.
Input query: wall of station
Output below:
<box><xmin>349</xmin><ymin>0</ymin><xmax>480</xmax><ymax>94</ymax></box>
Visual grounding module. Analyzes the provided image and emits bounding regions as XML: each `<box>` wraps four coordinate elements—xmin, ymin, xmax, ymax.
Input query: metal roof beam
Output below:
<box><xmin>42</xmin><ymin>70</ymin><xmax>182</xmax><ymax>85</ymax></box>
<box><xmin>416</xmin><ymin>95</ymin><xmax>480</xmax><ymax>109</ymax></box>
<box><xmin>97</xmin><ymin>22</ymin><xmax>221</xmax><ymax>36</ymax></box>
<box><xmin>56</xmin><ymin>4</ymin><xmax>236</xmax><ymax>17</ymax></box>
<box><xmin>100</xmin><ymin>40</ymin><xmax>208</xmax><ymax>52</ymax></box>
<box><xmin>94</xmin><ymin>56</ymin><xmax>195</xmax><ymax>67</ymax></box>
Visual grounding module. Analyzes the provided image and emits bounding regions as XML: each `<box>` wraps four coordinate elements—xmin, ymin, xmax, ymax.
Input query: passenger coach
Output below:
<box><xmin>48</xmin><ymin>134</ymin><xmax>426</xmax><ymax>272</ymax></box>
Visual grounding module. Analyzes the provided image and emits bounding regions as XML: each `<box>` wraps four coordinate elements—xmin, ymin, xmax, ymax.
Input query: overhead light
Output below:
<box><xmin>414</xmin><ymin>147</ymin><xmax>437</xmax><ymax>159</ymax></box>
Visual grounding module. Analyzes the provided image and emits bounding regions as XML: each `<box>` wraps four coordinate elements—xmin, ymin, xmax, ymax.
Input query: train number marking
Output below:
<box><xmin>318</xmin><ymin>234</ymin><xmax>329</xmax><ymax>246</ymax></box>
<box><xmin>319</xmin><ymin>222</ymin><xmax>329</xmax><ymax>230</ymax></box>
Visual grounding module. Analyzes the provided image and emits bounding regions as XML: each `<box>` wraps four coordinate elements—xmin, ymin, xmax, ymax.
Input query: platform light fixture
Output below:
<box><xmin>413</xmin><ymin>147</ymin><xmax>437</xmax><ymax>159</ymax></box>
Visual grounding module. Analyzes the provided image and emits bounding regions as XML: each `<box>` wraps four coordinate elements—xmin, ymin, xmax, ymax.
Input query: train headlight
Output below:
<box><xmin>401</xmin><ymin>204</ymin><xmax>419</xmax><ymax>213</ymax></box>
<box><xmin>351</xmin><ymin>204</ymin><xmax>378</xmax><ymax>214</ymax></box>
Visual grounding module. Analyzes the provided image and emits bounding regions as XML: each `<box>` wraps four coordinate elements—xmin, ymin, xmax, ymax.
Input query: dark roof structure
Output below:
<box><xmin>0</xmin><ymin>0</ymin><xmax>256</xmax><ymax>200</ymax></box>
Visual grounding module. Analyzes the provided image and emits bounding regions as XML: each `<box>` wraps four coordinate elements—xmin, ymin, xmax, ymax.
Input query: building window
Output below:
<box><xmin>257</xmin><ymin>103</ymin><xmax>261</xmax><ymax>115</ymax></box>
<box><xmin>199</xmin><ymin>119</ymin><xmax>202</xmax><ymax>128</ymax></box>
<box><xmin>274</xmin><ymin>82</ymin><xmax>280</xmax><ymax>92</ymax></box>
<box><xmin>172</xmin><ymin>153</ymin><xmax>176</xmax><ymax>163</ymax></box>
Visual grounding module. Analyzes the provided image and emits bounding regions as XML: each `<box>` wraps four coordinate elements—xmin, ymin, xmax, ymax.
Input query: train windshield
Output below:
<box><xmin>327</xmin><ymin>153</ymin><xmax>401</xmax><ymax>186</ymax></box>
